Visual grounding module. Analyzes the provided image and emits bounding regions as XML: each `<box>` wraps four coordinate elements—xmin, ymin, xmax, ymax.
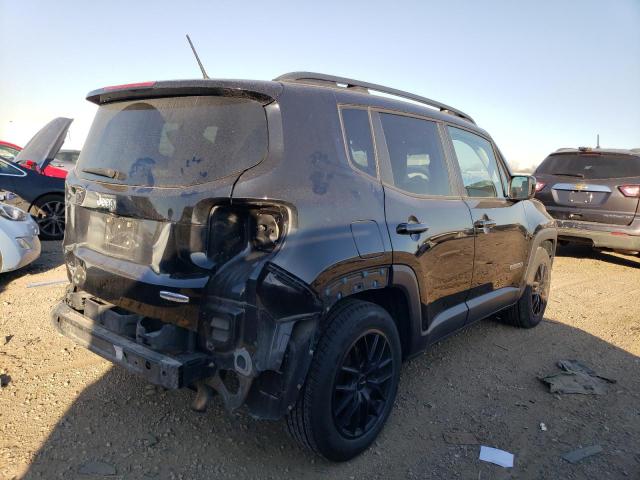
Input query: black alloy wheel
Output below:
<box><xmin>332</xmin><ymin>330</ymin><xmax>394</xmax><ymax>438</ymax></box>
<box><xmin>530</xmin><ymin>262</ymin><xmax>549</xmax><ymax>317</ymax></box>
<box><xmin>499</xmin><ymin>246</ymin><xmax>552</xmax><ymax>329</ymax></box>
<box><xmin>286</xmin><ymin>299</ymin><xmax>401</xmax><ymax>461</ymax></box>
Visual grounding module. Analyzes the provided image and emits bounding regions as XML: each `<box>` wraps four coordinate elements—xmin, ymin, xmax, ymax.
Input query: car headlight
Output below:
<box><xmin>0</xmin><ymin>203</ymin><xmax>28</xmax><ymax>221</ymax></box>
<box><xmin>0</xmin><ymin>190</ymin><xmax>17</xmax><ymax>202</ymax></box>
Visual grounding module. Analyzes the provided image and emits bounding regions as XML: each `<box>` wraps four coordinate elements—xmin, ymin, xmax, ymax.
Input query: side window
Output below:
<box><xmin>379</xmin><ymin>113</ymin><xmax>451</xmax><ymax>196</ymax></box>
<box><xmin>0</xmin><ymin>160</ymin><xmax>22</xmax><ymax>176</ymax></box>
<box><xmin>448</xmin><ymin>126</ymin><xmax>503</xmax><ymax>198</ymax></box>
<box><xmin>341</xmin><ymin>108</ymin><xmax>377</xmax><ymax>177</ymax></box>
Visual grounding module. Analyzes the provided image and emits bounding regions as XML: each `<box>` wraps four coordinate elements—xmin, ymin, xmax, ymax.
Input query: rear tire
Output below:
<box><xmin>30</xmin><ymin>194</ymin><xmax>65</xmax><ymax>241</ymax></box>
<box><xmin>286</xmin><ymin>299</ymin><xmax>401</xmax><ymax>461</ymax></box>
<box><xmin>501</xmin><ymin>247</ymin><xmax>551</xmax><ymax>328</ymax></box>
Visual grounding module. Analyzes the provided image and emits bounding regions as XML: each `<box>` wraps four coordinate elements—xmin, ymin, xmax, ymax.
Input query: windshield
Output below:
<box><xmin>536</xmin><ymin>153</ymin><xmax>640</xmax><ymax>179</ymax></box>
<box><xmin>0</xmin><ymin>144</ymin><xmax>20</xmax><ymax>160</ymax></box>
<box><xmin>77</xmin><ymin>96</ymin><xmax>268</xmax><ymax>187</ymax></box>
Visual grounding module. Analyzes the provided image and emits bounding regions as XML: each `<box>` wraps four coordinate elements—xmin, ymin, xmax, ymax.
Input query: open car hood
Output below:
<box><xmin>13</xmin><ymin>118</ymin><xmax>73</xmax><ymax>171</ymax></box>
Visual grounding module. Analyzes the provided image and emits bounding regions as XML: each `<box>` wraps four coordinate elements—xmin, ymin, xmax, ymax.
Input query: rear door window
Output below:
<box><xmin>0</xmin><ymin>159</ymin><xmax>24</xmax><ymax>176</ymax></box>
<box><xmin>448</xmin><ymin>126</ymin><xmax>504</xmax><ymax>198</ymax></box>
<box><xmin>340</xmin><ymin>108</ymin><xmax>377</xmax><ymax>177</ymax></box>
<box><xmin>77</xmin><ymin>96</ymin><xmax>268</xmax><ymax>187</ymax></box>
<box><xmin>379</xmin><ymin>113</ymin><xmax>451</xmax><ymax>196</ymax></box>
<box><xmin>536</xmin><ymin>153</ymin><xmax>640</xmax><ymax>179</ymax></box>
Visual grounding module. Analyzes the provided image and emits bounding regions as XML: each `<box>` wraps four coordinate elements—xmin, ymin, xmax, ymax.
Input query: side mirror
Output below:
<box><xmin>509</xmin><ymin>175</ymin><xmax>536</xmax><ymax>200</ymax></box>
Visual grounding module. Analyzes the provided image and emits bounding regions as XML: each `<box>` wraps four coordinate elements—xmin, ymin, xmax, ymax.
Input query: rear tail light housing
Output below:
<box><xmin>534</xmin><ymin>181</ymin><xmax>546</xmax><ymax>193</ymax></box>
<box><xmin>206</xmin><ymin>203</ymin><xmax>288</xmax><ymax>268</ymax></box>
<box><xmin>618</xmin><ymin>185</ymin><xmax>640</xmax><ymax>197</ymax></box>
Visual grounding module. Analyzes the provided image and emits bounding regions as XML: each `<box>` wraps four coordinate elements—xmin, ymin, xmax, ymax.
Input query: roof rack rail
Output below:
<box><xmin>274</xmin><ymin>72</ymin><xmax>475</xmax><ymax>124</ymax></box>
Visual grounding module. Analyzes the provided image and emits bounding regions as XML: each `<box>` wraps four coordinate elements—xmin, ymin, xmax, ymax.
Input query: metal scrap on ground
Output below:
<box><xmin>561</xmin><ymin>445</ymin><xmax>603</xmax><ymax>464</ymax></box>
<box><xmin>26</xmin><ymin>279</ymin><xmax>68</xmax><ymax>288</ymax></box>
<box><xmin>539</xmin><ymin>359</ymin><xmax>616</xmax><ymax>395</ymax></box>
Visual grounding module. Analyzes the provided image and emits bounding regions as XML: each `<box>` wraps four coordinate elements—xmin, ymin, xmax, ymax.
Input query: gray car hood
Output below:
<box><xmin>13</xmin><ymin>118</ymin><xmax>73</xmax><ymax>171</ymax></box>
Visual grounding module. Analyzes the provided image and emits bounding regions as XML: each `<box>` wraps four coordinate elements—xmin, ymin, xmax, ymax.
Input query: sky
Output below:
<box><xmin>1</xmin><ymin>0</ymin><xmax>639</xmax><ymax>171</ymax></box>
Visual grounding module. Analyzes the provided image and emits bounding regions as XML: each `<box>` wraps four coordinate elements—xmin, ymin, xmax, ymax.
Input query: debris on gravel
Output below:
<box><xmin>26</xmin><ymin>278</ymin><xmax>68</xmax><ymax>288</ymax></box>
<box><xmin>561</xmin><ymin>445</ymin><xmax>603</xmax><ymax>464</ymax></box>
<box><xmin>540</xmin><ymin>359</ymin><xmax>616</xmax><ymax>395</ymax></box>
<box><xmin>479</xmin><ymin>445</ymin><xmax>514</xmax><ymax>468</ymax></box>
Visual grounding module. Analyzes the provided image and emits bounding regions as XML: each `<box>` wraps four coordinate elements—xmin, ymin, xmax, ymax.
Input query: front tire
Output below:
<box><xmin>287</xmin><ymin>299</ymin><xmax>401</xmax><ymax>461</ymax></box>
<box><xmin>501</xmin><ymin>247</ymin><xmax>552</xmax><ymax>328</ymax></box>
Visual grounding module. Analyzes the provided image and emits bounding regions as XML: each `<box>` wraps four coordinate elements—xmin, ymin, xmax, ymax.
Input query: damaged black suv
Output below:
<box><xmin>53</xmin><ymin>73</ymin><xmax>557</xmax><ymax>461</ymax></box>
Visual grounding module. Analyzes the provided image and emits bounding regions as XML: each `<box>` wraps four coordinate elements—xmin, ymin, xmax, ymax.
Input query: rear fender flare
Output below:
<box><xmin>389</xmin><ymin>264</ymin><xmax>424</xmax><ymax>356</ymax></box>
<box><xmin>317</xmin><ymin>264</ymin><xmax>423</xmax><ymax>355</ymax></box>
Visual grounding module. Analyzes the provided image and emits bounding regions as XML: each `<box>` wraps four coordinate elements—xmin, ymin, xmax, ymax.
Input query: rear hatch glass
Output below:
<box><xmin>536</xmin><ymin>153</ymin><xmax>640</xmax><ymax>225</ymax></box>
<box><xmin>536</xmin><ymin>153</ymin><xmax>640</xmax><ymax>179</ymax></box>
<box><xmin>77</xmin><ymin>96</ymin><xmax>268</xmax><ymax>187</ymax></box>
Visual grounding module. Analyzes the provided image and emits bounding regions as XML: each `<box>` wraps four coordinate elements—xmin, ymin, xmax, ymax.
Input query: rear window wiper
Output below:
<box><xmin>82</xmin><ymin>167</ymin><xmax>126</xmax><ymax>180</ymax></box>
<box><xmin>551</xmin><ymin>172</ymin><xmax>584</xmax><ymax>178</ymax></box>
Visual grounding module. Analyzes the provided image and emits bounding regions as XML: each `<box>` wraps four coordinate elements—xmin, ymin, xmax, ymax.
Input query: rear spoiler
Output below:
<box><xmin>86</xmin><ymin>79</ymin><xmax>283</xmax><ymax>106</ymax></box>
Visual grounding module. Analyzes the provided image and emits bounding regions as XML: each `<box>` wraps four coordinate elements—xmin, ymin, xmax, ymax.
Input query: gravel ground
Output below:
<box><xmin>1</xmin><ymin>241</ymin><xmax>639</xmax><ymax>479</ymax></box>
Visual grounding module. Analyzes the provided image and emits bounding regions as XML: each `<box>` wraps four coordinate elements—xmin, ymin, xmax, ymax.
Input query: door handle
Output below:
<box><xmin>397</xmin><ymin>222</ymin><xmax>429</xmax><ymax>235</ymax></box>
<box><xmin>474</xmin><ymin>218</ymin><xmax>497</xmax><ymax>233</ymax></box>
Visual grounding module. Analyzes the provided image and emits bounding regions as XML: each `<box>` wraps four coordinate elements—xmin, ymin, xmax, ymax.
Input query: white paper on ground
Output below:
<box><xmin>479</xmin><ymin>446</ymin><xmax>514</xmax><ymax>468</ymax></box>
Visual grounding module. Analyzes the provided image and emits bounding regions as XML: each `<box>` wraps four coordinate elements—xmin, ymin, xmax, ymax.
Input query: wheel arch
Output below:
<box><xmin>521</xmin><ymin>227</ymin><xmax>557</xmax><ymax>292</ymax></box>
<box><xmin>318</xmin><ymin>264</ymin><xmax>423</xmax><ymax>360</ymax></box>
<box><xmin>28</xmin><ymin>191</ymin><xmax>65</xmax><ymax>212</ymax></box>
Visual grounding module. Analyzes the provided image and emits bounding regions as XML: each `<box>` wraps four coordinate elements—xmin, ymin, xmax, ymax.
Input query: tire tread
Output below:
<box><xmin>286</xmin><ymin>299</ymin><xmax>382</xmax><ymax>457</ymax></box>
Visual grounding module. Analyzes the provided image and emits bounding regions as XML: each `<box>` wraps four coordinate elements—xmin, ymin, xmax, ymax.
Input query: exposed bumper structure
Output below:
<box><xmin>51</xmin><ymin>265</ymin><xmax>323</xmax><ymax>419</ymax></box>
<box><xmin>556</xmin><ymin>218</ymin><xmax>640</xmax><ymax>251</ymax></box>
<box><xmin>51</xmin><ymin>301</ymin><xmax>213</xmax><ymax>389</ymax></box>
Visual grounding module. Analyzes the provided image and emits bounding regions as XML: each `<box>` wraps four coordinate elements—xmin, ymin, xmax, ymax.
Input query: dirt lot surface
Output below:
<box><xmin>1</xmin><ymin>241</ymin><xmax>639</xmax><ymax>479</ymax></box>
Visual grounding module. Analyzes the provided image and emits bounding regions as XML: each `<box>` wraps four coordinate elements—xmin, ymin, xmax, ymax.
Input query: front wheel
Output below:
<box><xmin>501</xmin><ymin>247</ymin><xmax>552</xmax><ymax>328</ymax></box>
<box><xmin>286</xmin><ymin>299</ymin><xmax>401</xmax><ymax>461</ymax></box>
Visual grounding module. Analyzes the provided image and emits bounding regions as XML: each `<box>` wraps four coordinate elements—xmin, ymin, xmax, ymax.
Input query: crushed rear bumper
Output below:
<box><xmin>556</xmin><ymin>218</ymin><xmax>640</xmax><ymax>251</ymax></box>
<box><xmin>51</xmin><ymin>302</ymin><xmax>213</xmax><ymax>389</ymax></box>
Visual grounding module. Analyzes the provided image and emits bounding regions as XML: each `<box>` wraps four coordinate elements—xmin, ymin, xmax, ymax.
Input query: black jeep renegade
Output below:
<box><xmin>53</xmin><ymin>72</ymin><xmax>557</xmax><ymax>461</ymax></box>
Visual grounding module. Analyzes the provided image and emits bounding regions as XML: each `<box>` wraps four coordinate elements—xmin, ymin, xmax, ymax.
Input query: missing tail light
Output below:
<box><xmin>206</xmin><ymin>204</ymin><xmax>287</xmax><ymax>267</ymax></box>
<box><xmin>618</xmin><ymin>185</ymin><xmax>640</xmax><ymax>197</ymax></box>
<box><xmin>254</xmin><ymin>211</ymin><xmax>282</xmax><ymax>251</ymax></box>
<box><xmin>66</xmin><ymin>184</ymin><xmax>86</xmax><ymax>204</ymax></box>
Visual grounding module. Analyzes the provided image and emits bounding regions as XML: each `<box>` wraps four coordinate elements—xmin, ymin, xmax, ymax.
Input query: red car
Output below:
<box><xmin>0</xmin><ymin>140</ymin><xmax>22</xmax><ymax>160</ymax></box>
<box><xmin>1</xmin><ymin>140</ymin><xmax>74</xmax><ymax>179</ymax></box>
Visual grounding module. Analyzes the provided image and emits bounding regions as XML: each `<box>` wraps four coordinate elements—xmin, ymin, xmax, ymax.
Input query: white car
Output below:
<box><xmin>0</xmin><ymin>203</ymin><xmax>41</xmax><ymax>272</ymax></box>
